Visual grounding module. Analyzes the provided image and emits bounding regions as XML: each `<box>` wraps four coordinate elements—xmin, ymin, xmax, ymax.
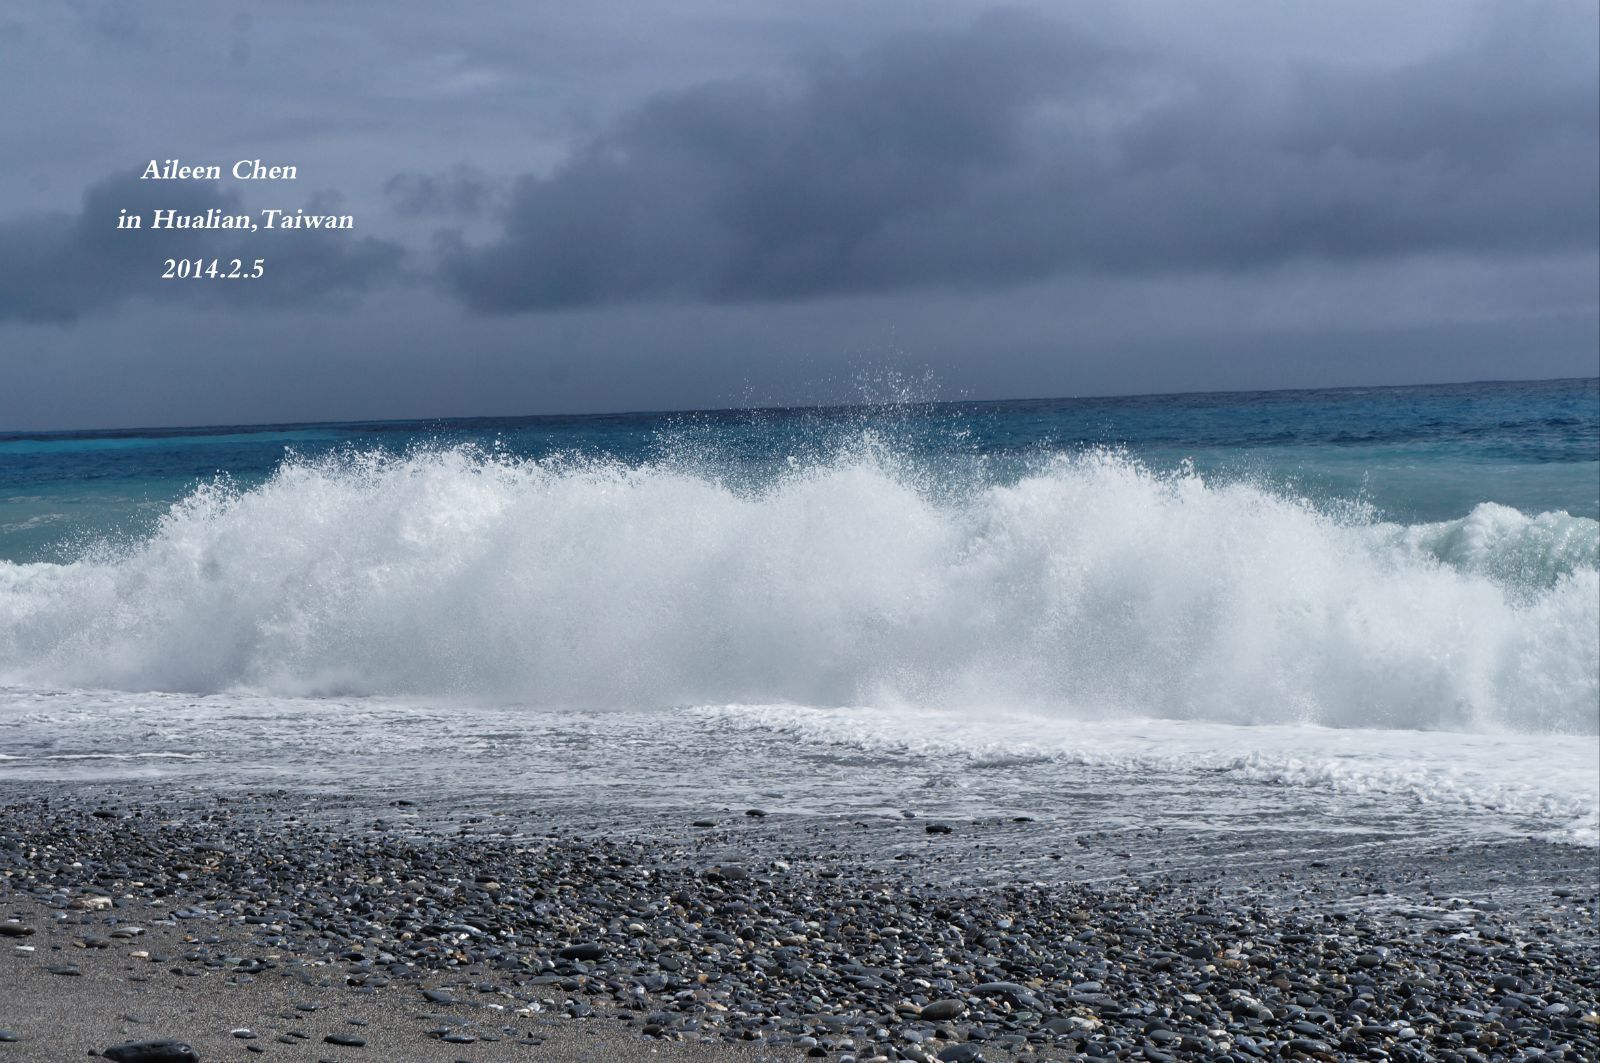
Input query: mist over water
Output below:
<box><xmin>0</xmin><ymin>442</ymin><xmax>1594</xmax><ymax>734</ymax></box>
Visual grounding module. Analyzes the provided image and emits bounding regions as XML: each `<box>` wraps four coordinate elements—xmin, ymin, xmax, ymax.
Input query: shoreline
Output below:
<box><xmin>1</xmin><ymin>784</ymin><xmax>1596</xmax><ymax>1062</ymax></box>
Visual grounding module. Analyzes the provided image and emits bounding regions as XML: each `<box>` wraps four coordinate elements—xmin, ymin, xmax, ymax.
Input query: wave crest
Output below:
<box><xmin>1383</xmin><ymin>503</ymin><xmax>1598</xmax><ymax>592</ymax></box>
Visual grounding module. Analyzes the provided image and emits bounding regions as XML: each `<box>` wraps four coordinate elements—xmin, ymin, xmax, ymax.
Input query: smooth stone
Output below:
<box><xmin>936</xmin><ymin>1046</ymin><xmax>984</xmax><ymax>1063</ymax></box>
<box><xmin>0</xmin><ymin>925</ymin><xmax>34</xmax><ymax>938</ymax></box>
<box><xmin>558</xmin><ymin>943</ymin><xmax>605</xmax><ymax>961</ymax></box>
<box><xmin>102</xmin><ymin>1041</ymin><xmax>200</xmax><ymax>1063</ymax></box>
<box><xmin>920</xmin><ymin>1000</ymin><xmax>967</xmax><ymax>1021</ymax></box>
<box><xmin>324</xmin><ymin>1033</ymin><xmax>367</xmax><ymax>1046</ymax></box>
<box><xmin>973</xmin><ymin>982</ymin><xmax>1042</xmax><ymax>1006</ymax></box>
<box><xmin>0</xmin><ymin>1030</ymin><xmax>17</xmax><ymax>1042</ymax></box>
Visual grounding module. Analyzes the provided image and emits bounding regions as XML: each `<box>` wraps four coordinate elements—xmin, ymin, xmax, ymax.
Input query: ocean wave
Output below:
<box><xmin>1379</xmin><ymin>503</ymin><xmax>1598</xmax><ymax>593</ymax></box>
<box><xmin>0</xmin><ymin>445</ymin><xmax>1594</xmax><ymax>732</ymax></box>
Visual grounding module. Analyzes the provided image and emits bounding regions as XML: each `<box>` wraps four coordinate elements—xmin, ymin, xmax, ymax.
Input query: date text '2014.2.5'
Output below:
<box><xmin>161</xmin><ymin>258</ymin><xmax>266</xmax><ymax>279</ymax></box>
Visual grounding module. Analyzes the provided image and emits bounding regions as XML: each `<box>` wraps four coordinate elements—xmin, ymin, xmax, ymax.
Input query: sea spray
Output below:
<box><xmin>0</xmin><ymin>445</ymin><xmax>1594</xmax><ymax>733</ymax></box>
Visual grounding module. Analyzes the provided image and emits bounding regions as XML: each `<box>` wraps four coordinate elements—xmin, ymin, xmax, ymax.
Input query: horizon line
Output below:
<box><xmin>6</xmin><ymin>372</ymin><xmax>1597</xmax><ymax>439</ymax></box>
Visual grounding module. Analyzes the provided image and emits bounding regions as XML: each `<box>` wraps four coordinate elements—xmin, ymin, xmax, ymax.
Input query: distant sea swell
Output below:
<box><xmin>0</xmin><ymin>443</ymin><xmax>1593</xmax><ymax>734</ymax></box>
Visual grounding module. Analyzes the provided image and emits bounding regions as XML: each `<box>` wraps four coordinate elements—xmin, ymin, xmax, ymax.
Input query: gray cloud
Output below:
<box><xmin>441</xmin><ymin>7</ymin><xmax>1599</xmax><ymax>312</ymax></box>
<box><xmin>385</xmin><ymin>165</ymin><xmax>503</xmax><ymax>219</ymax></box>
<box><xmin>0</xmin><ymin>172</ymin><xmax>405</xmax><ymax>323</ymax></box>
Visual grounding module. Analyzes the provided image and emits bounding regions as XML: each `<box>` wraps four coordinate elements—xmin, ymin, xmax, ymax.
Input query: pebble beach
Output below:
<box><xmin>2</xmin><ymin>785</ymin><xmax>1595</xmax><ymax>1062</ymax></box>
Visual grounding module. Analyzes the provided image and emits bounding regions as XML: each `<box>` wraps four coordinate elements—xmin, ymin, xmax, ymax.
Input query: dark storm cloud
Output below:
<box><xmin>0</xmin><ymin>172</ymin><xmax>405</xmax><ymax>323</ymax></box>
<box><xmin>441</xmin><ymin>7</ymin><xmax>1599</xmax><ymax>312</ymax></box>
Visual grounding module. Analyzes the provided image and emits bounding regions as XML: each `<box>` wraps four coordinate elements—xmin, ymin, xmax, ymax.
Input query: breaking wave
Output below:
<box><xmin>0</xmin><ymin>445</ymin><xmax>1594</xmax><ymax>733</ymax></box>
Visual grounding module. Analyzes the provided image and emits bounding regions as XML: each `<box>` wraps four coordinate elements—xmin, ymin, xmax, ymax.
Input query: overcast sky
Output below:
<box><xmin>0</xmin><ymin>0</ymin><xmax>1595</xmax><ymax>430</ymax></box>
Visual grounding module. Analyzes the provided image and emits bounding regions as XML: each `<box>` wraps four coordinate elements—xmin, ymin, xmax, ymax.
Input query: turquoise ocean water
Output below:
<box><xmin>3</xmin><ymin>377</ymin><xmax>1595</xmax><ymax>563</ymax></box>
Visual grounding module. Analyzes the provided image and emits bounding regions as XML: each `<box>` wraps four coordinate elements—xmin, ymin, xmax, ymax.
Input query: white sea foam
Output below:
<box><xmin>0</xmin><ymin>751</ymin><xmax>204</xmax><ymax>761</ymax></box>
<box><xmin>0</xmin><ymin>446</ymin><xmax>1594</xmax><ymax>736</ymax></box>
<box><xmin>691</xmin><ymin>703</ymin><xmax>1600</xmax><ymax>844</ymax></box>
<box><xmin>1380</xmin><ymin>503</ymin><xmax>1598</xmax><ymax>592</ymax></box>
